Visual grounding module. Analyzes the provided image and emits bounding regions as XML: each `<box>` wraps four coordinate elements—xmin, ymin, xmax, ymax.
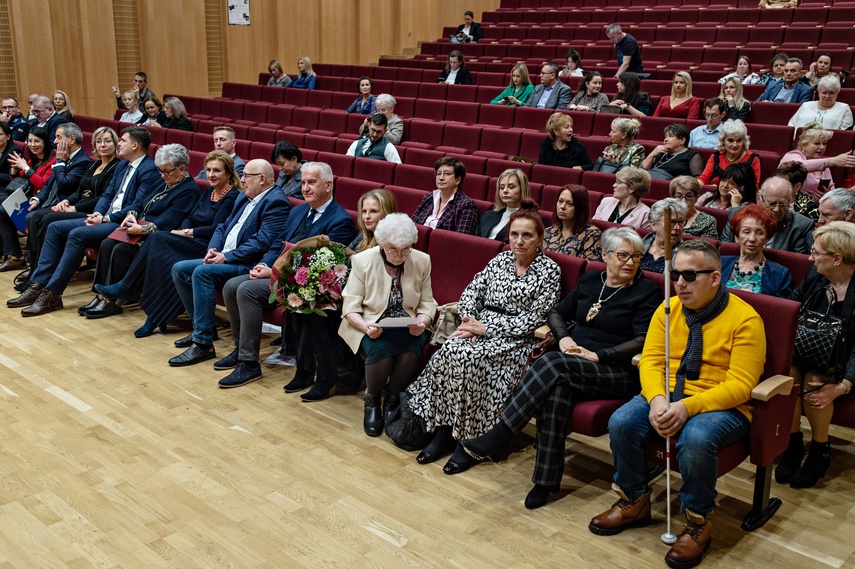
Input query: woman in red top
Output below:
<box><xmin>697</xmin><ymin>119</ymin><xmax>761</xmax><ymax>189</ymax></box>
<box><xmin>8</xmin><ymin>127</ymin><xmax>56</xmax><ymax>194</ymax></box>
<box><xmin>653</xmin><ymin>71</ymin><xmax>701</xmax><ymax>120</ymax></box>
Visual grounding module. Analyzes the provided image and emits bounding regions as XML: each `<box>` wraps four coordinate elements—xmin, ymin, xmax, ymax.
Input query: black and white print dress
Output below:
<box><xmin>407</xmin><ymin>251</ymin><xmax>561</xmax><ymax>440</ymax></box>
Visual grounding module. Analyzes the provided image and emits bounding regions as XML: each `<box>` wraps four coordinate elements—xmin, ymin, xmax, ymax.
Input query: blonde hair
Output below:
<box><xmin>671</xmin><ymin>71</ymin><xmax>693</xmax><ymax>99</ymax></box>
<box><xmin>814</xmin><ymin>221</ymin><xmax>855</xmax><ymax>264</ymax></box>
<box><xmin>511</xmin><ymin>63</ymin><xmax>532</xmax><ymax>87</ymax></box>
<box><xmin>797</xmin><ymin>122</ymin><xmax>833</xmax><ymax>151</ymax></box>
<box><xmin>546</xmin><ymin>112</ymin><xmax>573</xmax><ymax>141</ymax></box>
<box><xmin>356</xmin><ymin>189</ymin><xmax>397</xmax><ymax>251</ymax></box>
<box><xmin>205</xmin><ymin>150</ymin><xmax>244</xmax><ymax>192</ymax></box>
<box><xmin>493</xmin><ymin>169</ymin><xmax>531</xmax><ymax>210</ymax></box>
<box><xmin>719</xmin><ymin>77</ymin><xmax>746</xmax><ymax>113</ymax></box>
<box><xmin>53</xmin><ymin>90</ymin><xmax>73</xmax><ymax>115</ymax></box>
<box><xmin>298</xmin><ymin>57</ymin><xmax>316</xmax><ymax>77</ymax></box>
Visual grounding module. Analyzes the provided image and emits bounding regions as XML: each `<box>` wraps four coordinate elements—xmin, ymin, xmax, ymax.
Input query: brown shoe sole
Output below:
<box><xmin>588</xmin><ymin>516</ymin><xmax>652</xmax><ymax>536</ymax></box>
<box><xmin>664</xmin><ymin>539</ymin><xmax>711</xmax><ymax>569</ymax></box>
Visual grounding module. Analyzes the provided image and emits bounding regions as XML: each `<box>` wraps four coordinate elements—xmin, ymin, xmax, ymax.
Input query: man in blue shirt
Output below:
<box><xmin>688</xmin><ymin>99</ymin><xmax>725</xmax><ymax>149</ymax></box>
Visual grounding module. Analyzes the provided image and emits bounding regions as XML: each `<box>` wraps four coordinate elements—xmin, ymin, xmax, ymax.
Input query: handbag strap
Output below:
<box><xmin>802</xmin><ymin>285</ymin><xmax>837</xmax><ymax>317</ymax></box>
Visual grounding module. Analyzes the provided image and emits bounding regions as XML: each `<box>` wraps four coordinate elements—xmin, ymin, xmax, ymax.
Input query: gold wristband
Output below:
<box><xmin>842</xmin><ymin>380</ymin><xmax>852</xmax><ymax>395</ymax></box>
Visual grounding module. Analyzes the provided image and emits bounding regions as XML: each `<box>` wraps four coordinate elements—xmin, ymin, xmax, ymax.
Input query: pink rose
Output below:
<box><xmin>295</xmin><ymin>267</ymin><xmax>309</xmax><ymax>286</ymax></box>
<box><xmin>318</xmin><ymin>269</ymin><xmax>337</xmax><ymax>286</ymax></box>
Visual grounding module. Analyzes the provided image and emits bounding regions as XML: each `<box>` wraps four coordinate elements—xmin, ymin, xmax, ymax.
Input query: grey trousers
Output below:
<box><xmin>223</xmin><ymin>274</ymin><xmax>272</xmax><ymax>362</ymax></box>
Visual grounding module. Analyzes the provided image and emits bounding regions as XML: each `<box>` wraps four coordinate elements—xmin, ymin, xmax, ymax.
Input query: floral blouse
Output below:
<box><xmin>543</xmin><ymin>224</ymin><xmax>602</xmax><ymax>261</ymax></box>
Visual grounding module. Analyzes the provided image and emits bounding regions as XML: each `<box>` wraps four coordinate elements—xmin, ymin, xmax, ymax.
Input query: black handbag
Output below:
<box><xmin>384</xmin><ymin>391</ymin><xmax>431</xmax><ymax>451</ymax></box>
<box><xmin>794</xmin><ymin>286</ymin><xmax>845</xmax><ymax>375</ymax></box>
<box><xmin>593</xmin><ymin>157</ymin><xmax>624</xmax><ymax>174</ymax></box>
<box><xmin>5</xmin><ymin>176</ymin><xmax>30</xmax><ymax>196</ymax></box>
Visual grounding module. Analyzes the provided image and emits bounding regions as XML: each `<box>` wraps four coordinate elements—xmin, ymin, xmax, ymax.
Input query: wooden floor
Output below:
<box><xmin>1</xmin><ymin>271</ymin><xmax>855</xmax><ymax>569</ymax></box>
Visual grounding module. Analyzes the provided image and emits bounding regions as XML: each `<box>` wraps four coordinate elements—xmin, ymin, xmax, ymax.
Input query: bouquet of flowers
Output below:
<box><xmin>270</xmin><ymin>235</ymin><xmax>351</xmax><ymax>316</ymax></box>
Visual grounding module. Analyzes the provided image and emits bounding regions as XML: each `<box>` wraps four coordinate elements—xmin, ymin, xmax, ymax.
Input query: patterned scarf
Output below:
<box><xmin>673</xmin><ymin>284</ymin><xmax>730</xmax><ymax>401</ymax></box>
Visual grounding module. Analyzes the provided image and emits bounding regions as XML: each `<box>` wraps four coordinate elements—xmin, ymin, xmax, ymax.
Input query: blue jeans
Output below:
<box><xmin>171</xmin><ymin>259</ymin><xmax>249</xmax><ymax>346</ymax></box>
<box><xmin>31</xmin><ymin>218</ymin><xmax>119</xmax><ymax>294</ymax></box>
<box><xmin>608</xmin><ymin>394</ymin><xmax>751</xmax><ymax>517</ymax></box>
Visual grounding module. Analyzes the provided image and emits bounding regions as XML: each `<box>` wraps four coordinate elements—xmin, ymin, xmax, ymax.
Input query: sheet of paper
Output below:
<box><xmin>376</xmin><ymin>316</ymin><xmax>419</xmax><ymax>327</ymax></box>
<box><xmin>2</xmin><ymin>189</ymin><xmax>27</xmax><ymax>231</ymax></box>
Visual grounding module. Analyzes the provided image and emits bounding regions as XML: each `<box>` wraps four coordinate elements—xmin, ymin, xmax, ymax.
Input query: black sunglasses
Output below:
<box><xmin>669</xmin><ymin>269</ymin><xmax>716</xmax><ymax>283</ymax></box>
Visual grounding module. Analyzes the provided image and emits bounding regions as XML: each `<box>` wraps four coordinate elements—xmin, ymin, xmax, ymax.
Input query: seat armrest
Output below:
<box><xmin>631</xmin><ymin>354</ymin><xmax>641</xmax><ymax>367</ymax></box>
<box><xmin>750</xmin><ymin>374</ymin><xmax>794</xmax><ymax>402</ymax></box>
<box><xmin>534</xmin><ymin>324</ymin><xmax>551</xmax><ymax>340</ymax></box>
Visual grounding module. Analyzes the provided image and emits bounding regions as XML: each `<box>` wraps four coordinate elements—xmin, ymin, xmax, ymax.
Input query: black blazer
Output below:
<box><xmin>456</xmin><ymin>22</ymin><xmax>483</xmax><ymax>42</ymax></box>
<box><xmin>477</xmin><ymin>208</ymin><xmax>511</xmax><ymax>242</ymax></box>
<box><xmin>438</xmin><ymin>68</ymin><xmax>473</xmax><ymax>85</ymax></box>
<box><xmin>34</xmin><ymin>148</ymin><xmax>94</xmax><ymax>207</ymax></box>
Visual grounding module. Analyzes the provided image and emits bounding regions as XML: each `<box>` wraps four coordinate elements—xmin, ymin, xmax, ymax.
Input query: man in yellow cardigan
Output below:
<box><xmin>588</xmin><ymin>239</ymin><xmax>766</xmax><ymax>569</ymax></box>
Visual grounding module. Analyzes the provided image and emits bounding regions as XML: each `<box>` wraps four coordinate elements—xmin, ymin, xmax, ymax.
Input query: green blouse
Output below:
<box><xmin>490</xmin><ymin>84</ymin><xmax>535</xmax><ymax>106</ymax></box>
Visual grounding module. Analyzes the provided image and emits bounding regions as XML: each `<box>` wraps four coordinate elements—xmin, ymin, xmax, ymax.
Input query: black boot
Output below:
<box><xmin>462</xmin><ymin>421</ymin><xmax>513</xmax><ymax>460</ymax></box>
<box><xmin>363</xmin><ymin>392</ymin><xmax>383</xmax><ymax>437</ymax></box>
<box><xmin>775</xmin><ymin>432</ymin><xmax>805</xmax><ymax>484</ymax></box>
<box><xmin>790</xmin><ymin>441</ymin><xmax>831</xmax><ymax>489</ymax></box>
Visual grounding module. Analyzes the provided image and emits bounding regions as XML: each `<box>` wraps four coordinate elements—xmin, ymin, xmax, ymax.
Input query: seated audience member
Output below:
<box><xmin>23</xmin><ymin>128</ymin><xmax>117</xmax><ymax>279</ymax></box>
<box><xmin>350</xmin><ymin>189</ymin><xmax>397</xmax><ymax>252</ymax></box>
<box><xmin>601</xmin><ymin>117</ymin><xmax>646</xmax><ymax>168</ymax></box>
<box><xmin>345</xmin><ymin>76</ymin><xmax>376</xmax><ymax>114</ymax></box>
<box><xmin>720</xmin><ymin>77</ymin><xmax>751</xmax><ymax>122</ymax></box>
<box><xmin>94</xmin><ymin>151</ymin><xmax>241</xmax><ymax>336</ymax></box>
<box><xmin>340</xmin><ymin>213</ymin><xmax>437</xmax><ymax>435</ymax></box>
<box><xmin>543</xmin><ymin>184</ymin><xmax>601</xmax><ymax>260</ymax></box>
<box><xmin>568</xmin><ymin>72</ymin><xmax>610</xmax><ymax>113</ymax></box>
<box><xmin>8</xmin><ymin>127</ymin><xmax>56</xmax><ymax>197</ymax></box>
<box><xmin>688</xmin><ymin>98</ymin><xmax>726</xmax><ymax>149</ymax></box>
<box><xmin>776</xmin><ymin>160</ymin><xmax>814</xmax><ymax>220</ymax></box>
<box><xmin>642</xmin><ymin>124</ymin><xmax>704</xmax><ymax>179</ymax></box>
<box><xmin>29</xmin><ymin>96</ymin><xmax>67</xmax><ymax>142</ymax></box>
<box><xmin>778</xmin><ymin>221</ymin><xmax>855</xmax><ymax>489</ymax></box>
<box><xmin>266</xmin><ymin>59</ymin><xmax>292</xmax><ymax>88</ymax></box>
<box><xmin>291</xmin><ymin>57</ymin><xmax>317</xmax><ymax>90</ymax></box>
<box><xmin>611</xmin><ymin>72</ymin><xmax>652</xmax><ymax>117</ymax></box>
<box><xmin>411</xmin><ymin>157</ymin><xmax>477</xmax><ymax>234</ymax></box>
<box><xmin>788</xmin><ymin>75</ymin><xmax>853</xmax><ymax>131</ymax></box>
<box><xmin>720</xmin><ymin>176</ymin><xmax>814</xmax><ymax>254</ymax></box>
<box><xmin>271</xmin><ymin>141</ymin><xmax>304</xmax><ymax>197</ymax></box>
<box><xmin>490</xmin><ymin>63</ymin><xmax>534</xmax><ymax>107</ymax></box>
<box><xmin>1</xmin><ymin>97</ymin><xmax>30</xmax><ymax>142</ymax></box>
<box><xmin>438</xmin><ymin>50</ymin><xmax>472</xmax><ymax>85</ymax></box>
<box><xmin>721</xmin><ymin>204</ymin><xmax>792</xmax><ymax>298</ymax></box>
<box><xmin>671</xmin><ymin>176</ymin><xmax>719</xmax><ymax>239</ymax></box>
<box><xmin>7</xmin><ymin>126</ymin><xmax>160</xmax><ymax>315</ymax></box>
<box><xmin>85</xmin><ymin>144</ymin><xmax>199</xmax><ymax>319</ymax></box>
<box><xmin>0</xmin><ymin>123</ymin><xmax>13</xmax><ymax>193</ymax></box>
<box><xmin>588</xmin><ymin>240</ymin><xmax>766</xmax><ymax>569</ymax></box>
<box><xmin>139</xmin><ymin>95</ymin><xmax>166</xmax><ymax>127</ymax></box>
<box><xmin>817</xmin><ymin>188</ymin><xmax>855</xmax><ymax>226</ymax></box>
<box><xmin>155</xmin><ymin>98</ymin><xmax>193</xmax><ymax>131</ymax></box>
<box><xmin>345</xmin><ymin>113</ymin><xmax>402</xmax><ymax>164</ymax></box>
<box><xmin>525</xmin><ymin>62</ymin><xmax>573</xmax><ymax>110</ymax></box>
<box><xmin>26</xmin><ymin>92</ymin><xmax>38</xmax><ymax>121</ymax></box>
<box><xmin>538</xmin><ymin>113</ymin><xmax>593</xmax><ymax>171</ymax></box>
<box><xmin>801</xmin><ymin>53</ymin><xmax>835</xmax><ymax>89</ymax></box>
<box><xmin>462</xmin><ymin>226</ymin><xmax>660</xmax><ymax>508</ymax></box>
<box><xmin>756</xmin><ymin>58</ymin><xmax>812</xmax><ymax>103</ymax></box>
<box><xmin>697</xmin><ymin>120</ymin><xmax>761</xmax><ymax>188</ymax></box>
<box><xmin>718</xmin><ymin>56</ymin><xmax>762</xmax><ymax>86</ymax></box>
<box><xmin>640</xmin><ymin>198</ymin><xmax>687</xmax><ymax>273</ymax></box>
<box><xmin>780</xmin><ymin>123</ymin><xmax>855</xmax><ymax>201</ymax></box>
<box><xmin>214</xmin><ymin>163</ymin><xmax>356</xmax><ymax>396</ymax></box>
<box><xmin>559</xmin><ymin>49</ymin><xmax>583</xmax><ymax>78</ymax></box>
<box><xmin>197</xmin><ymin>126</ymin><xmax>245</xmax><ymax>179</ymax></box>
<box><xmin>478</xmin><ymin>168</ymin><xmax>531</xmax><ymax>242</ymax></box>
<box><xmin>606</xmin><ymin>23</ymin><xmax>643</xmax><ymax>78</ymax></box>
<box><xmin>758</xmin><ymin>53</ymin><xmax>789</xmax><ymax>86</ymax></box>
<box><xmin>52</xmin><ymin>91</ymin><xmax>73</xmax><ymax>122</ymax></box>
<box><xmin>405</xmin><ymin>201</ymin><xmax>560</xmax><ymax>473</ymax></box>
<box><xmin>653</xmin><ymin>72</ymin><xmax>701</xmax><ymax>119</ymax></box>
<box><xmin>454</xmin><ymin>11</ymin><xmax>482</xmax><ymax>43</ymax></box>
<box><xmin>118</xmin><ymin>90</ymin><xmax>142</xmax><ymax>123</ymax></box>
<box><xmin>698</xmin><ymin>163</ymin><xmax>758</xmax><ymax>210</ymax></box>
<box><xmin>112</xmin><ymin>71</ymin><xmax>154</xmax><ymax>110</ymax></box>
<box><xmin>759</xmin><ymin>0</ymin><xmax>798</xmax><ymax>7</ymax></box>
<box><xmin>359</xmin><ymin>94</ymin><xmax>403</xmax><ymax>145</ymax></box>
<box><xmin>593</xmin><ymin>166</ymin><xmax>652</xmax><ymax>228</ymax></box>
<box><xmin>167</xmin><ymin>159</ymin><xmax>291</xmax><ymax>366</ymax></box>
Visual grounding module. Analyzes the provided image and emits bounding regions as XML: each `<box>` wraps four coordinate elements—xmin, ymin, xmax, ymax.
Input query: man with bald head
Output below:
<box><xmin>169</xmin><ymin>159</ymin><xmax>291</xmax><ymax>366</ymax></box>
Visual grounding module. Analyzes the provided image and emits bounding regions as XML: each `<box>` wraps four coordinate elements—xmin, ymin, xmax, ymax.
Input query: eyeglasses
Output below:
<box><xmin>669</xmin><ymin>269</ymin><xmax>716</xmax><ymax>282</ymax></box>
<box><xmin>609</xmin><ymin>251</ymin><xmax>643</xmax><ymax>263</ymax></box>
<box><xmin>157</xmin><ymin>167</ymin><xmax>177</xmax><ymax>176</ymax></box>
<box><xmin>436</xmin><ymin>171</ymin><xmax>455</xmax><ymax>178</ymax></box>
<box><xmin>672</xmin><ymin>193</ymin><xmax>695</xmax><ymax>201</ymax></box>
<box><xmin>810</xmin><ymin>248</ymin><xmax>834</xmax><ymax>257</ymax></box>
<box><xmin>242</xmin><ymin>172</ymin><xmax>263</xmax><ymax>179</ymax></box>
<box><xmin>386</xmin><ymin>246</ymin><xmax>412</xmax><ymax>256</ymax></box>
<box><xmin>704</xmin><ymin>113</ymin><xmax>720</xmax><ymax>119</ymax></box>
<box><xmin>763</xmin><ymin>198</ymin><xmax>793</xmax><ymax>210</ymax></box>
<box><xmin>32</xmin><ymin>108</ymin><xmax>46</xmax><ymax>115</ymax></box>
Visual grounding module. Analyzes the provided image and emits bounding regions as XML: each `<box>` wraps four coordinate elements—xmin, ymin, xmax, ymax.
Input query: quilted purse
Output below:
<box><xmin>794</xmin><ymin>286</ymin><xmax>845</xmax><ymax>375</ymax></box>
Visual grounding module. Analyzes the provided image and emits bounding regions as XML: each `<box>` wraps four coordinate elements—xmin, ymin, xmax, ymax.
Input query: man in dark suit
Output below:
<box><xmin>29</xmin><ymin>96</ymin><xmax>67</xmax><ymax>143</ymax></box>
<box><xmin>525</xmin><ymin>62</ymin><xmax>573</xmax><ymax>110</ymax></box>
<box><xmin>168</xmin><ymin>159</ymin><xmax>291</xmax><ymax>367</ymax></box>
<box><xmin>213</xmin><ymin>161</ymin><xmax>356</xmax><ymax>388</ymax></box>
<box><xmin>756</xmin><ymin>58</ymin><xmax>813</xmax><ymax>104</ymax></box>
<box><xmin>8</xmin><ymin>126</ymin><xmax>160</xmax><ymax>316</ymax></box>
<box><xmin>1</xmin><ymin>97</ymin><xmax>30</xmax><ymax>142</ymax></box>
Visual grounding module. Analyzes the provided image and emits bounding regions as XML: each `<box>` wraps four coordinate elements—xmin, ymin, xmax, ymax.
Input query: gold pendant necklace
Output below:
<box><xmin>587</xmin><ymin>274</ymin><xmax>629</xmax><ymax>322</ymax></box>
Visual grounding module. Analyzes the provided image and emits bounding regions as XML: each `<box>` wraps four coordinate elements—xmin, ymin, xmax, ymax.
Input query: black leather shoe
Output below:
<box><xmin>85</xmin><ymin>300</ymin><xmax>123</xmax><ymax>319</ymax></box>
<box><xmin>174</xmin><ymin>330</ymin><xmax>218</xmax><ymax>348</ymax></box>
<box><xmin>283</xmin><ymin>370</ymin><xmax>314</xmax><ymax>393</ymax></box>
<box><xmin>363</xmin><ymin>394</ymin><xmax>383</xmax><ymax>437</ymax></box>
<box><xmin>213</xmin><ymin>349</ymin><xmax>239</xmax><ymax>370</ymax></box>
<box><xmin>218</xmin><ymin>362</ymin><xmax>262</xmax><ymax>388</ymax></box>
<box><xmin>300</xmin><ymin>381</ymin><xmax>336</xmax><ymax>402</ymax></box>
<box><xmin>77</xmin><ymin>296</ymin><xmax>102</xmax><ymax>316</ymax></box>
<box><xmin>443</xmin><ymin>443</ymin><xmax>482</xmax><ymax>475</ymax></box>
<box><xmin>525</xmin><ymin>484</ymin><xmax>560</xmax><ymax>509</ymax></box>
<box><xmin>416</xmin><ymin>430</ymin><xmax>456</xmax><ymax>465</ymax></box>
<box><xmin>168</xmin><ymin>344</ymin><xmax>216</xmax><ymax>367</ymax></box>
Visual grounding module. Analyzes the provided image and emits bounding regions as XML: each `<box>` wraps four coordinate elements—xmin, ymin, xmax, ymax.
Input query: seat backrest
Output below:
<box><xmin>427</xmin><ymin>229</ymin><xmax>504</xmax><ymax>305</ymax></box>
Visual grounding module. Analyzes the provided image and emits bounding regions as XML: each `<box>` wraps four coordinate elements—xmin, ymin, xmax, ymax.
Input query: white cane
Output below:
<box><xmin>661</xmin><ymin>207</ymin><xmax>677</xmax><ymax>546</ymax></box>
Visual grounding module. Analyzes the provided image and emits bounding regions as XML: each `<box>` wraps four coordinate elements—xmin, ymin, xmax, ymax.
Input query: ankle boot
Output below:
<box><xmin>665</xmin><ymin>509</ymin><xmax>712</xmax><ymax>569</ymax></box>
<box><xmin>363</xmin><ymin>392</ymin><xmax>383</xmax><ymax>437</ymax></box>
<box><xmin>789</xmin><ymin>441</ymin><xmax>831</xmax><ymax>489</ymax></box>
<box><xmin>589</xmin><ymin>483</ymin><xmax>652</xmax><ymax>536</ymax></box>
<box><xmin>774</xmin><ymin>432</ymin><xmax>805</xmax><ymax>484</ymax></box>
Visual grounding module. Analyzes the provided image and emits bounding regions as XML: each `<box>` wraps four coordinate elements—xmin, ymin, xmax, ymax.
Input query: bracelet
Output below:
<box><xmin>183</xmin><ymin>229</ymin><xmax>189</xmax><ymax>236</ymax></box>
<box><xmin>842</xmin><ymin>379</ymin><xmax>852</xmax><ymax>395</ymax></box>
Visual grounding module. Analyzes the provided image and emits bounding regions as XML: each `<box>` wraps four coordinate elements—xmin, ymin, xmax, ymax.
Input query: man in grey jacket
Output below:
<box><xmin>525</xmin><ymin>62</ymin><xmax>573</xmax><ymax>110</ymax></box>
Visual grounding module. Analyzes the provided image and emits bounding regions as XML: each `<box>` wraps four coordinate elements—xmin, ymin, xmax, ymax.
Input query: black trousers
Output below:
<box><xmin>93</xmin><ymin>237</ymin><xmax>141</xmax><ymax>288</ymax></box>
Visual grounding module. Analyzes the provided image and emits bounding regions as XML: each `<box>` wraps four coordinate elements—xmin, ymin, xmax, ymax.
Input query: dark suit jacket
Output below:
<box><xmin>269</xmin><ymin>199</ymin><xmax>357</xmax><ymax>265</ymax></box>
<box><xmin>33</xmin><ymin>112</ymin><xmax>68</xmax><ymax>144</ymax></box>
<box><xmin>438</xmin><ymin>68</ymin><xmax>473</xmax><ymax>85</ymax></box>
<box><xmin>525</xmin><ymin>81</ymin><xmax>573</xmax><ymax>109</ymax></box>
<box><xmin>477</xmin><ymin>208</ymin><xmax>510</xmax><ymax>242</ymax></box>
<box><xmin>456</xmin><ymin>22</ymin><xmax>483</xmax><ymax>42</ymax></box>
<box><xmin>9</xmin><ymin>113</ymin><xmax>29</xmax><ymax>143</ymax></box>
<box><xmin>94</xmin><ymin>155</ymin><xmax>161</xmax><ymax>221</ymax></box>
<box><xmin>719</xmin><ymin>206</ymin><xmax>814</xmax><ymax>254</ymax></box>
<box><xmin>721</xmin><ymin>256</ymin><xmax>792</xmax><ymax>298</ymax></box>
<box><xmin>137</xmin><ymin>175</ymin><xmax>200</xmax><ymax>232</ymax></box>
<box><xmin>208</xmin><ymin>186</ymin><xmax>291</xmax><ymax>267</ymax></box>
<box><xmin>33</xmin><ymin>148</ymin><xmax>94</xmax><ymax>208</ymax></box>
<box><xmin>756</xmin><ymin>81</ymin><xmax>813</xmax><ymax>104</ymax></box>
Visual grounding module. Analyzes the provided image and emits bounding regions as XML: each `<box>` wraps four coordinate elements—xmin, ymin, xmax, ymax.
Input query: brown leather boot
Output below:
<box><xmin>7</xmin><ymin>282</ymin><xmax>44</xmax><ymax>308</ymax></box>
<box><xmin>21</xmin><ymin>289</ymin><xmax>63</xmax><ymax>317</ymax></box>
<box><xmin>665</xmin><ymin>509</ymin><xmax>712</xmax><ymax>569</ymax></box>
<box><xmin>588</xmin><ymin>483</ymin><xmax>652</xmax><ymax>536</ymax></box>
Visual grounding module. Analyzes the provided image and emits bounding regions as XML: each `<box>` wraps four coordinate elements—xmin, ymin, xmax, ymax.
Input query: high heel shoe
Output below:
<box><xmin>300</xmin><ymin>381</ymin><xmax>336</xmax><ymax>402</ymax></box>
<box><xmin>134</xmin><ymin>318</ymin><xmax>166</xmax><ymax>338</ymax></box>
<box><xmin>94</xmin><ymin>281</ymin><xmax>131</xmax><ymax>302</ymax></box>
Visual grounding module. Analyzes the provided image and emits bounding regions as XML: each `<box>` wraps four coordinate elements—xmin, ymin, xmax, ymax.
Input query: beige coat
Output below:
<box><xmin>338</xmin><ymin>247</ymin><xmax>438</xmax><ymax>354</ymax></box>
